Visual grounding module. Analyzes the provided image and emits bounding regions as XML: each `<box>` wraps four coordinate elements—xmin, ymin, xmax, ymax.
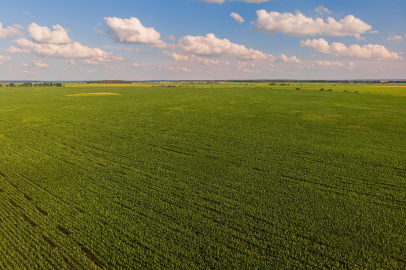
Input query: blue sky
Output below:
<box><xmin>0</xmin><ymin>0</ymin><xmax>405</xmax><ymax>80</ymax></box>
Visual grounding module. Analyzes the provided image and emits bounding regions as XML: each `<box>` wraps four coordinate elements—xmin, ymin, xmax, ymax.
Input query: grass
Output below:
<box><xmin>66</xmin><ymin>92</ymin><xmax>122</xmax><ymax>97</ymax></box>
<box><xmin>0</xmin><ymin>83</ymin><xmax>405</xmax><ymax>269</ymax></box>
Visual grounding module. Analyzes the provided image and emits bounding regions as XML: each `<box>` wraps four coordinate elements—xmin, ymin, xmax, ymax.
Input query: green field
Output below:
<box><xmin>1</xmin><ymin>83</ymin><xmax>405</xmax><ymax>269</ymax></box>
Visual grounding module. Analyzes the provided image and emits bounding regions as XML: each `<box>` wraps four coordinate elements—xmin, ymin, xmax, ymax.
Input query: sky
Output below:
<box><xmin>0</xmin><ymin>0</ymin><xmax>405</xmax><ymax>81</ymax></box>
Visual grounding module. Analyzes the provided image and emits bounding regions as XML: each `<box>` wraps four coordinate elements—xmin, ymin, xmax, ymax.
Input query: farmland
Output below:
<box><xmin>0</xmin><ymin>83</ymin><xmax>405</xmax><ymax>269</ymax></box>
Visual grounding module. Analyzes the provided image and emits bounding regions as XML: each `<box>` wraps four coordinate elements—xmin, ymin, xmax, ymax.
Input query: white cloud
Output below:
<box><xmin>370</xmin><ymin>30</ymin><xmax>379</xmax><ymax>34</ymax></box>
<box><xmin>177</xmin><ymin>33</ymin><xmax>270</xmax><ymax>60</ymax></box>
<box><xmin>21</xmin><ymin>70</ymin><xmax>41</xmax><ymax>75</ymax></box>
<box><xmin>129</xmin><ymin>63</ymin><xmax>140</xmax><ymax>67</ymax></box>
<box><xmin>277</xmin><ymin>54</ymin><xmax>302</xmax><ymax>63</ymax></box>
<box><xmin>21</xmin><ymin>63</ymin><xmax>28</xmax><ymax>67</ymax></box>
<box><xmin>66</xmin><ymin>59</ymin><xmax>76</xmax><ymax>65</ymax></box>
<box><xmin>300</xmin><ymin>38</ymin><xmax>402</xmax><ymax>60</ymax></box>
<box><xmin>32</xmin><ymin>60</ymin><xmax>51</xmax><ymax>67</ymax></box>
<box><xmin>93</xmin><ymin>28</ymin><xmax>104</xmax><ymax>35</ymax></box>
<box><xmin>347</xmin><ymin>61</ymin><xmax>356</xmax><ymax>69</ymax></box>
<box><xmin>163</xmin><ymin>51</ymin><xmax>191</xmax><ymax>61</ymax></box>
<box><xmin>167</xmin><ymin>67</ymin><xmax>192</xmax><ymax>72</ymax></box>
<box><xmin>387</xmin><ymin>36</ymin><xmax>402</xmax><ymax>42</ymax></box>
<box><xmin>0</xmin><ymin>22</ymin><xmax>23</xmax><ymax>39</ymax></box>
<box><xmin>163</xmin><ymin>51</ymin><xmax>230</xmax><ymax>65</ymax></box>
<box><xmin>315</xmin><ymin>6</ymin><xmax>331</xmax><ymax>14</ymax></box>
<box><xmin>28</xmin><ymin>23</ymin><xmax>72</xmax><ymax>44</ymax></box>
<box><xmin>255</xmin><ymin>10</ymin><xmax>372</xmax><ymax>37</ymax></box>
<box><xmin>354</xmin><ymin>34</ymin><xmax>366</xmax><ymax>41</ymax></box>
<box><xmin>8</xmin><ymin>38</ymin><xmax>123</xmax><ymax>61</ymax></box>
<box><xmin>4</xmin><ymin>46</ymin><xmax>30</xmax><ymax>53</ymax></box>
<box><xmin>24</xmin><ymin>11</ymin><xmax>30</xmax><ymax>15</ymax></box>
<box><xmin>315</xmin><ymin>60</ymin><xmax>344</xmax><ymax>67</ymax></box>
<box><xmin>230</xmin><ymin>12</ymin><xmax>245</xmax><ymax>23</ymax></box>
<box><xmin>79</xmin><ymin>67</ymin><xmax>98</xmax><ymax>73</ymax></box>
<box><xmin>168</xmin><ymin>35</ymin><xmax>176</xmax><ymax>41</ymax></box>
<box><xmin>104</xmin><ymin>45</ymin><xmax>134</xmax><ymax>51</ymax></box>
<box><xmin>105</xmin><ymin>17</ymin><xmax>167</xmax><ymax>48</ymax></box>
<box><xmin>0</xmin><ymin>55</ymin><xmax>11</xmax><ymax>65</ymax></box>
<box><xmin>83</xmin><ymin>59</ymin><xmax>100</xmax><ymax>65</ymax></box>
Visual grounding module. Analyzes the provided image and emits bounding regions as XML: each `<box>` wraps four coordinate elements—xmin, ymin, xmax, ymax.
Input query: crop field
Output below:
<box><xmin>0</xmin><ymin>83</ymin><xmax>405</xmax><ymax>269</ymax></box>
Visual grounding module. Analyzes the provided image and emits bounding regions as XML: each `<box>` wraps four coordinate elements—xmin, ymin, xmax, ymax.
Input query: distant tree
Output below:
<box><xmin>0</xmin><ymin>84</ymin><xmax>2</xmax><ymax>87</ymax></box>
<box><xmin>9</xmin><ymin>83</ymin><xmax>15</xmax><ymax>87</ymax></box>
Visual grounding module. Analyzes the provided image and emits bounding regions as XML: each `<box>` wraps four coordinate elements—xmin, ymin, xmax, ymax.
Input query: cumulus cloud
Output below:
<box><xmin>300</xmin><ymin>38</ymin><xmax>402</xmax><ymax>60</ymax></box>
<box><xmin>105</xmin><ymin>17</ymin><xmax>167</xmax><ymax>48</ymax></box>
<box><xmin>315</xmin><ymin>6</ymin><xmax>331</xmax><ymax>14</ymax></box>
<box><xmin>28</xmin><ymin>23</ymin><xmax>72</xmax><ymax>44</ymax></box>
<box><xmin>93</xmin><ymin>28</ymin><xmax>104</xmax><ymax>35</ymax></box>
<box><xmin>8</xmin><ymin>38</ymin><xmax>123</xmax><ymax>61</ymax></box>
<box><xmin>230</xmin><ymin>12</ymin><xmax>245</xmax><ymax>23</ymax></box>
<box><xmin>354</xmin><ymin>34</ymin><xmax>366</xmax><ymax>41</ymax></box>
<box><xmin>21</xmin><ymin>63</ymin><xmax>28</xmax><ymax>66</ymax></box>
<box><xmin>315</xmin><ymin>60</ymin><xmax>344</xmax><ymax>67</ymax></box>
<box><xmin>387</xmin><ymin>36</ymin><xmax>402</xmax><ymax>42</ymax></box>
<box><xmin>370</xmin><ymin>30</ymin><xmax>379</xmax><ymax>34</ymax></box>
<box><xmin>83</xmin><ymin>59</ymin><xmax>100</xmax><ymax>65</ymax></box>
<box><xmin>168</xmin><ymin>35</ymin><xmax>176</xmax><ymax>41</ymax></box>
<box><xmin>276</xmin><ymin>54</ymin><xmax>302</xmax><ymax>63</ymax></box>
<box><xmin>0</xmin><ymin>22</ymin><xmax>23</xmax><ymax>39</ymax></box>
<box><xmin>177</xmin><ymin>33</ymin><xmax>270</xmax><ymax>60</ymax></box>
<box><xmin>167</xmin><ymin>67</ymin><xmax>192</xmax><ymax>72</ymax></box>
<box><xmin>66</xmin><ymin>59</ymin><xmax>76</xmax><ymax>65</ymax></box>
<box><xmin>163</xmin><ymin>51</ymin><xmax>230</xmax><ymax>65</ymax></box>
<box><xmin>0</xmin><ymin>55</ymin><xmax>11</xmax><ymax>65</ymax></box>
<box><xmin>21</xmin><ymin>70</ymin><xmax>41</xmax><ymax>75</ymax></box>
<box><xmin>129</xmin><ymin>63</ymin><xmax>140</xmax><ymax>67</ymax></box>
<box><xmin>4</xmin><ymin>46</ymin><xmax>30</xmax><ymax>53</ymax></box>
<box><xmin>255</xmin><ymin>10</ymin><xmax>372</xmax><ymax>38</ymax></box>
<box><xmin>79</xmin><ymin>67</ymin><xmax>98</xmax><ymax>73</ymax></box>
<box><xmin>32</xmin><ymin>60</ymin><xmax>51</xmax><ymax>67</ymax></box>
<box><xmin>163</xmin><ymin>51</ymin><xmax>191</xmax><ymax>61</ymax></box>
<box><xmin>347</xmin><ymin>61</ymin><xmax>356</xmax><ymax>69</ymax></box>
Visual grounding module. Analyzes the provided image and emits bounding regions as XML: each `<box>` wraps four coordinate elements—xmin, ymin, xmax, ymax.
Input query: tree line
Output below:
<box><xmin>0</xmin><ymin>83</ymin><xmax>65</xmax><ymax>87</ymax></box>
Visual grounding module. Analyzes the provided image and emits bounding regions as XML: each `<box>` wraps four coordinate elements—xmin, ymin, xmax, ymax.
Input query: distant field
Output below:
<box><xmin>67</xmin><ymin>83</ymin><xmax>152</xmax><ymax>87</ymax></box>
<box><xmin>0</xmin><ymin>84</ymin><xmax>405</xmax><ymax>269</ymax></box>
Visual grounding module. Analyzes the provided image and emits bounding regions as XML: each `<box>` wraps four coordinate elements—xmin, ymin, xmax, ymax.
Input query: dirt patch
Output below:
<box><xmin>66</xmin><ymin>92</ymin><xmax>122</xmax><ymax>97</ymax></box>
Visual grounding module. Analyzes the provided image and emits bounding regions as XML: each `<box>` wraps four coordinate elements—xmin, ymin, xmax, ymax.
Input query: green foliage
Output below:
<box><xmin>0</xmin><ymin>84</ymin><xmax>405</xmax><ymax>269</ymax></box>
